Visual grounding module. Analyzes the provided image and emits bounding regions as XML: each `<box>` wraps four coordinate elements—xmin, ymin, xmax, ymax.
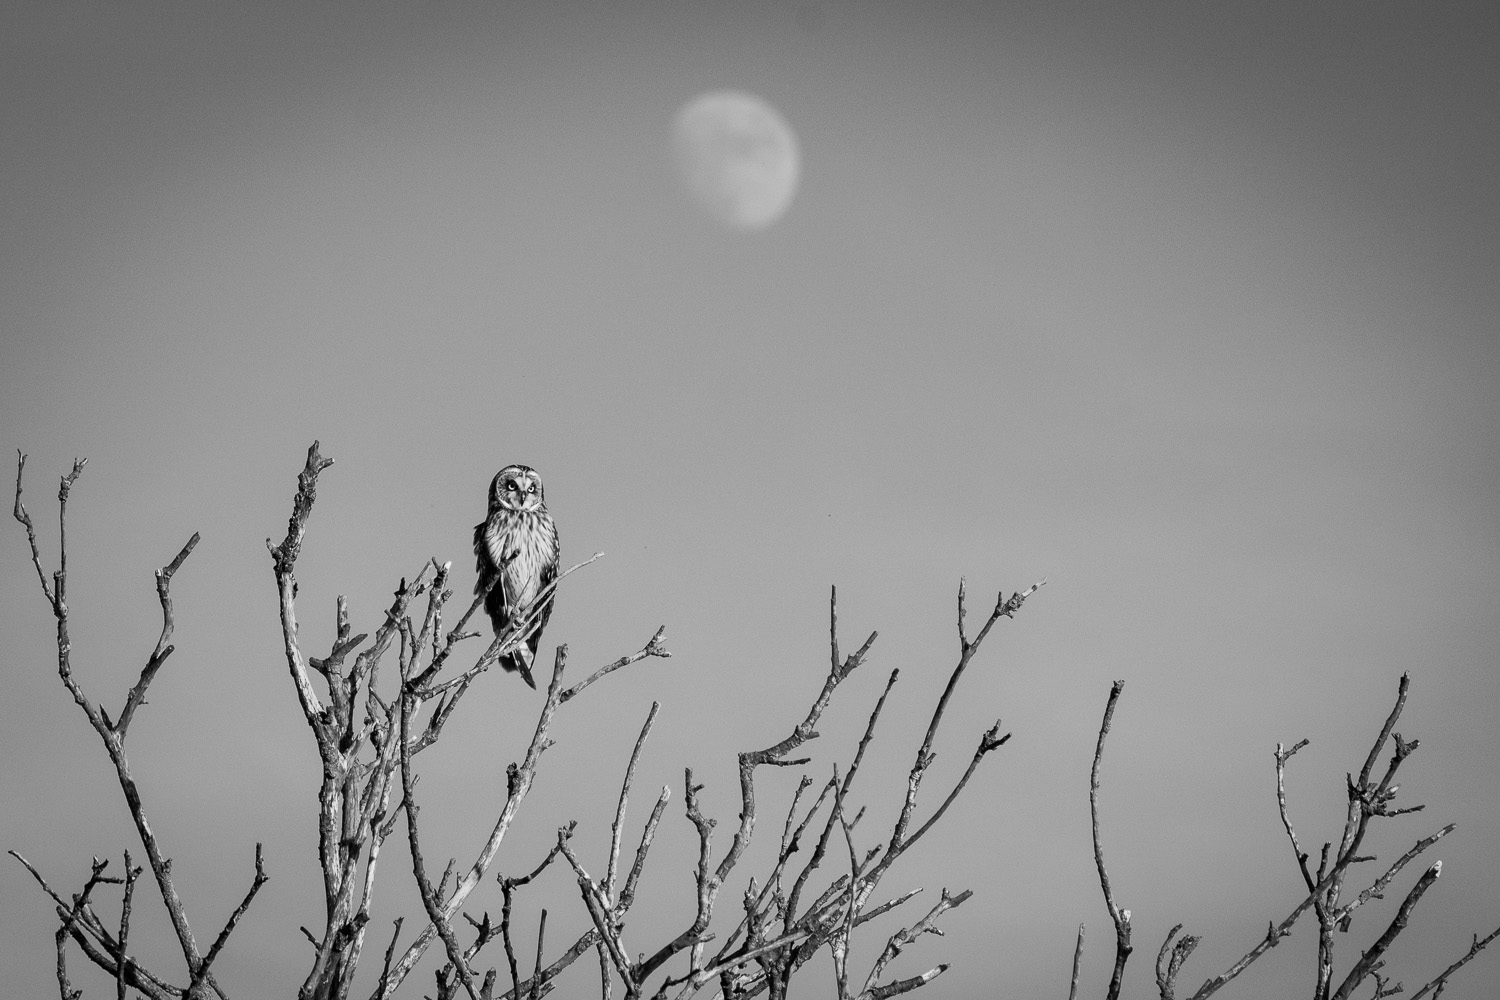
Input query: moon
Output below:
<box><xmin>672</xmin><ymin>91</ymin><xmax>801</xmax><ymax>231</ymax></box>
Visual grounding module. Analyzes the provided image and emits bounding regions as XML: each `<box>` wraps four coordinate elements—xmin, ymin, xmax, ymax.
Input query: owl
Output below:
<box><xmin>473</xmin><ymin>464</ymin><xmax>559</xmax><ymax>689</ymax></box>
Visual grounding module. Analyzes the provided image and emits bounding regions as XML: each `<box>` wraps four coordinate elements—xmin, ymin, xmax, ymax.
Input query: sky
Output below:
<box><xmin>3</xmin><ymin>2</ymin><xmax>1498</xmax><ymax>997</ymax></box>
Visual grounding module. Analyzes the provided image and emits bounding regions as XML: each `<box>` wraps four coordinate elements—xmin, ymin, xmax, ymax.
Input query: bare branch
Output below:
<box><xmin>385</xmin><ymin>619</ymin><xmax>665</xmax><ymax>998</ymax></box>
<box><xmin>1275</xmin><ymin>739</ymin><xmax>1316</xmax><ymax>892</ymax></box>
<box><xmin>116</xmin><ymin>531</ymin><xmax>201</xmax><ymax>738</ymax></box>
<box><xmin>1188</xmin><ymin>870</ymin><xmax>1332</xmax><ymax>998</ymax></box>
<box><xmin>118</xmin><ymin>853</ymin><xmax>141</xmax><ymax>1000</ymax></box>
<box><xmin>13</xmin><ymin>451</ymin><xmax>57</xmax><ymax>605</ymax></box>
<box><xmin>187</xmin><ymin>844</ymin><xmax>270</xmax><ymax>996</ymax></box>
<box><xmin>268</xmin><ymin>440</ymin><xmax>335</xmax><ymax>575</ymax></box>
<box><xmin>897</xmin><ymin>719</ymin><xmax>1010</xmax><ymax>853</ymax></box>
<box><xmin>862</xmin><ymin>963</ymin><xmax>949</xmax><ymax>999</ymax></box>
<box><xmin>11</xmin><ymin>852</ymin><xmax>179</xmax><ymax>1000</ymax></box>
<box><xmin>399</xmin><ymin>683</ymin><xmax>479</xmax><ymax>1000</ymax></box>
<box><xmin>858</xmin><ymin>887</ymin><xmax>971</xmax><ymax>998</ymax></box>
<box><xmin>1410</xmin><ymin>924</ymin><xmax>1500</xmax><ymax>1000</ymax></box>
<box><xmin>1091</xmin><ymin>681</ymin><xmax>1132</xmax><ymax>1000</ymax></box>
<box><xmin>531</xmin><ymin>909</ymin><xmax>548</xmax><ymax>1000</ymax></box>
<box><xmin>608</xmin><ymin>784</ymin><xmax>667</xmax><ymax>918</ymax></box>
<box><xmin>1155</xmin><ymin>924</ymin><xmax>1199</xmax><ymax>1000</ymax></box>
<box><xmin>607</xmin><ymin>702</ymin><xmax>661</xmax><ymax>899</ymax></box>
<box><xmin>884</xmin><ymin>581</ymin><xmax>1042</xmax><ymax>870</ymax></box>
<box><xmin>269</xmin><ymin>441</ymin><xmax>338</xmax><ymax>735</ymax></box>
<box><xmin>1068</xmin><ymin>924</ymin><xmax>1085</xmax><ymax>1000</ymax></box>
<box><xmin>53</xmin><ymin>857</ymin><xmax>110</xmax><ymax>1000</ymax></box>
<box><xmin>1339</xmin><ymin>825</ymin><xmax>1455</xmax><ymax>925</ymax></box>
<box><xmin>637</xmin><ymin>586</ymin><xmax>888</xmax><ymax>987</ymax></box>
<box><xmin>1332</xmin><ymin>862</ymin><xmax>1443</xmax><ymax>1000</ymax></box>
<box><xmin>16</xmin><ymin>457</ymin><xmax>218</xmax><ymax>990</ymax></box>
<box><xmin>558</xmin><ymin>624</ymin><xmax>670</xmax><ymax>704</ymax></box>
<box><xmin>783</xmin><ymin>671</ymin><xmax>897</xmax><ymax>935</ymax></box>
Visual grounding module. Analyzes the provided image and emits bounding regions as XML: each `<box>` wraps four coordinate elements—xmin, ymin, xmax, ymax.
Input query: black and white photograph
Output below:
<box><xmin>3</xmin><ymin>3</ymin><xmax>1497</xmax><ymax>998</ymax></box>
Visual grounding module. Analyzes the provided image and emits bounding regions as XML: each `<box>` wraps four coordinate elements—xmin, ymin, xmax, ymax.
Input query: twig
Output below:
<box><xmin>1275</xmin><ymin>739</ymin><xmax>1315</xmax><ymax>892</ymax></box>
<box><xmin>896</xmin><ymin>720</ymin><xmax>1010</xmax><ymax>853</ymax></box>
<box><xmin>558</xmin><ymin>625</ymin><xmax>670</xmax><ymax>704</ymax></box>
<box><xmin>1410</xmin><ymin>924</ymin><xmax>1500</xmax><ymax>999</ymax></box>
<box><xmin>117</xmin><ymin>532</ymin><xmax>200</xmax><ymax>738</ymax></box>
<box><xmin>531</xmin><ymin>910</ymin><xmax>548</xmax><ymax>1000</ymax></box>
<box><xmin>608</xmin><ymin>703</ymin><xmax>661</xmax><ymax>899</ymax></box>
<box><xmin>882</xmin><ymin>581</ymin><xmax>1041</xmax><ymax>876</ymax></box>
<box><xmin>375</xmin><ymin>919</ymin><xmax>404</xmax><ymax>1000</ymax></box>
<box><xmin>13</xmin><ymin>452</ymin><xmax>57</xmax><ymax>605</ymax></box>
<box><xmin>620</xmin><ymin>786</ymin><xmax>671</xmax><ymax>912</ymax></box>
<box><xmin>54</xmin><ymin>859</ymin><xmax>109</xmax><ymax>1000</ymax></box>
<box><xmin>1067</xmin><ymin>924</ymin><xmax>1084</xmax><ymax>1000</ymax></box>
<box><xmin>187</xmin><ymin>844</ymin><xmax>269</xmax><ymax>996</ymax></box>
<box><xmin>1091</xmin><ymin>681</ymin><xmax>1132</xmax><ymax>1000</ymax></box>
<box><xmin>118</xmin><ymin>852</ymin><xmax>140</xmax><ymax>1000</ymax></box>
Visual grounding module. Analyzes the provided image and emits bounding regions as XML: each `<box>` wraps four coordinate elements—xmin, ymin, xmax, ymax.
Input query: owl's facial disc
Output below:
<box><xmin>491</xmin><ymin>465</ymin><xmax>542</xmax><ymax>509</ymax></box>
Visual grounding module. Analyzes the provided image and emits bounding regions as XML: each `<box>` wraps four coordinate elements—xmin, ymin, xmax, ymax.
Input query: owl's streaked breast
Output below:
<box><xmin>484</xmin><ymin>509</ymin><xmax>558</xmax><ymax>609</ymax></box>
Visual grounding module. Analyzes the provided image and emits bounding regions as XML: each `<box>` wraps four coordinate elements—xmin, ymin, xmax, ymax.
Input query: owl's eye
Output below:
<box><xmin>505</xmin><ymin>482</ymin><xmax>517</xmax><ymax>492</ymax></box>
<box><xmin>527</xmin><ymin>485</ymin><xmax>536</xmax><ymax>494</ymax></box>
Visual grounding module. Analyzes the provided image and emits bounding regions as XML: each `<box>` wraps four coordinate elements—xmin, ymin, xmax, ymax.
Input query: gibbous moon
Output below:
<box><xmin>672</xmin><ymin>91</ymin><xmax>801</xmax><ymax>231</ymax></box>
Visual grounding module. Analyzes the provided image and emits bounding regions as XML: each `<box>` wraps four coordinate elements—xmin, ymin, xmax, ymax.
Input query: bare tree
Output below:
<box><xmin>11</xmin><ymin>445</ymin><xmax>1042</xmax><ymax>1000</ymax></box>
<box><xmin>1082</xmin><ymin>677</ymin><xmax>1500</xmax><ymax>1000</ymax></box>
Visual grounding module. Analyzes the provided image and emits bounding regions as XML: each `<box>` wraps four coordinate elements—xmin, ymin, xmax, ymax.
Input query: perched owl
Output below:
<box><xmin>473</xmin><ymin>464</ymin><xmax>559</xmax><ymax>689</ymax></box>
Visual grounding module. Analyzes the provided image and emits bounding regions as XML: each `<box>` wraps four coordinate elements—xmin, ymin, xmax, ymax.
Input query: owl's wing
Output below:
<box><xmin>472</xmin><ymin>521</ymin><xmax>492</xmax><ymax>596</ymax></box>
<box><xmin>474</xmin><ymin>519</ymin><xmax>515</xmax><ymax>634</ymax></box>
<box><xmin>522</xmin><ymin>527</ymin><xmax>558</xmax><ymax>659</ymax></box>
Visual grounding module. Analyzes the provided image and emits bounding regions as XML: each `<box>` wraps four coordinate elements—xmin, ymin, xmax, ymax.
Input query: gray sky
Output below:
<box><xmin>3</xmin><ymin>2</ymin><xmax>1498</xmax><ymax>997</ymax></box>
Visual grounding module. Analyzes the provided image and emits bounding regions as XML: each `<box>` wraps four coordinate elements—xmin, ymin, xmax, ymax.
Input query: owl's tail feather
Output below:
<box><xmin>501</xmin><ymin>647</ymin><xmax>538</xmax><ymax>690</ymax></box>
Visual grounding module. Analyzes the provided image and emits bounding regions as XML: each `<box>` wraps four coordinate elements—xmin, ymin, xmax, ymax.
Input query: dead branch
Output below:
<box><xmin>379</xmin><ymin>622</ymin><xmax>670</xmax><ymax>998</ymax></box>
<box><xmin>1154</xmin><ymin>925</ymin><xmax>1198</xmax><ymax>1000</ymax></box>
<box><xmin>400</xmin><ymin>679</ymin><xmax>481</xmax><ymax>1000</ymax></box>
<box><xmin>117</xmin><ymin>530</ymin><xmax>199</xmax><ymax>738</ymax></box>
<box><xmin>1090</xmin><ymin>680</ymin><xmax>1132</xmax><ymax>1000</ymax></box>
<box><xmin>1145</xmin><ymin>674</ymin><xmax>1494</xmax><ymax>1000</ymax></box>
<box><xmin>15</xmin><ymin>444</ymin><xmax>1058</xmax><ymax>1000</ymax></box>
<box><xmin>1410</xmin><ymin>924</ymin><xmax>1500</xmax><ymax>999</ymax></box>
<box><xmin>857</xmin><ymin>888</ymin><xmax>971</xmax><ymax>999</ymax></box>
<box><xmin>187</xmin><ymin>845</ymin><xmax>270</xmax><ymax>997</ymax></box>
<box><xmin>12</xmin><ymin>453</ymin><xmax>249</xmax><ymax>1000</ymax></box>
<box><xmin>1067</xmin><ymin>924</ymin><xmax>1085</xmax><ymax>1000</ymax></box>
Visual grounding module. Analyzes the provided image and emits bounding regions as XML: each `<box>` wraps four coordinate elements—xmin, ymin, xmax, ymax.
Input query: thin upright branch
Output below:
<box><xmin>187</xmin><ymin>845</ymin><xmax>270</xmax><ymax>996</ymax></box>
<box><xmin>118</xmin><ymin>853</ymin><xmax>140</xmax><ymax>1000</ymax></box>
<box><xmin>1275</xmin><ymin>739</ymin><xmax>1315</xmax><ymax>891</ymax></box>
<box><xmin>608</xmin><ymin>702</ymin><xmax>661</xmax><ymax>898</ymax></box>
<box><xmin>13</xmin><ymin>452</ymin><xmax>57</xmax><ymax>605</ymax></box>
<box><xmin>1090</xmin><ymin>680</ymin><xmax>1132</xmax><ymax>1000</ymax></box>
<box><xmin>117</xmin><ymin>531</ymin><xmax>200</xmax><ymax>738</ymax></box>
<box><xmin>1067</xmin><ymin>924</ymin><xmax>1085</xmax><ymax>1000</ymax></box>
<box><xmin>399</xmin><ymin>682</ymin><xmax>479</xmax><ymax>1000</ymax></box>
